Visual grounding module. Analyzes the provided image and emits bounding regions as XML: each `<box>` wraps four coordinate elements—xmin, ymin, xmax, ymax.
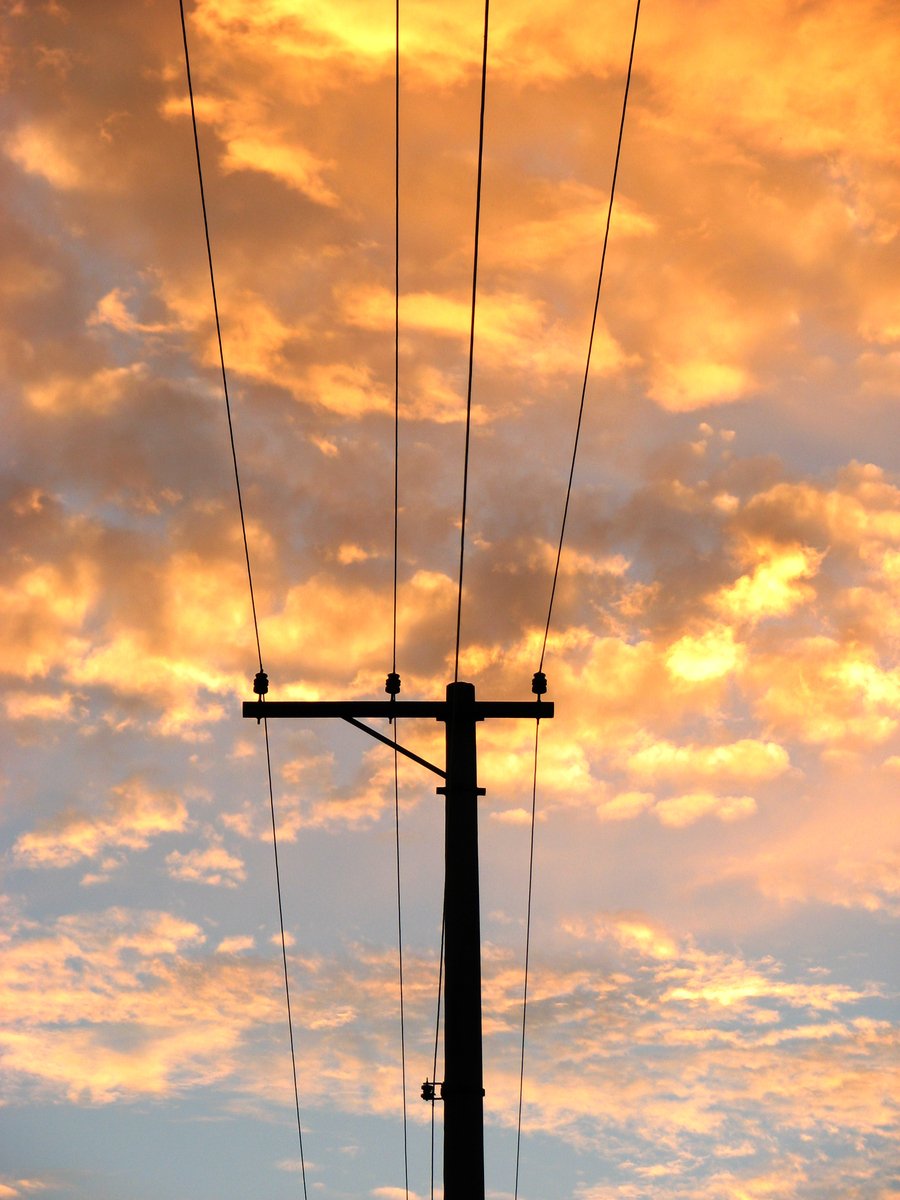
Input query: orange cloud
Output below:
<box><xmin>665</xmin><ymin>625</ymin><xmax>744</xmax><ymax>683</ymax></box>
<box><xmin>342</xmin><ymin>284</ymin><xmax>627</xmax><ymax>381</ymax></box>
<box><xmin>165</xmin><ymin>841</ymin><xmax>246</xmax><ymax>887</ymax></box>
<box><xmin>654</xmin><ymin>792</ymin><xmax>756</xmax><ymax>829</ymax></box>
<box><xmin>750</xmin><ymin>638</ymin><xmax>900</xmax><ymax>746</ymax></box>
<box><xmin>13</xmin><ymin>777</ymin><xmax>188</xmax><ymax>868</ymax></box>
<box><xmin>712</xmin><ymin>542</ymin><xmax>822</xmax><ymax>623</ymax></box>
<box><xmin>626</xmin><ymin>739</ymin><xmax>790</xmax><ymax>785</ymax></box>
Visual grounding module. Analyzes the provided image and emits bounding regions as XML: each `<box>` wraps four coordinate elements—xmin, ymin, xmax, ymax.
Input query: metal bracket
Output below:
<box><xmin>342</xmin><ymin>716</ymin><xmax>446</xmax><ymax>779</ymax></box>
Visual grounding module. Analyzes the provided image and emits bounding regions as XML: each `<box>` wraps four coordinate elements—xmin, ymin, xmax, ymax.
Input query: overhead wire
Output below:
<box><xmin>392</xmin><ymin>0</ymin><xmax>401</xmax><ymax>680</ymax></box>
<box><xmin>513</xmin><ymin>721</ymin><xmax>540</xmax><ymax>1200</ymax></box>
<box><xmin>179</xmin><ymin>4</ymin><xmax>308</xmax><ymax>1196</ymax></box>
<box><xmin>264</xmin><ymin>720</ymin><xmax>310</xmax><ymax>1200</ymax></box>
<box><xmin>390</xmin><ymin>2</ymin><xmax>410</xmax><ymax>1195</ymax></box>
<box><xmin>178</xmin><ymin>0</ymin><xmax>261</xmax><ymax>675</ymax></box>
<box><xmin>453</xmin><ymin>0</ymin><xmax>491</xmax><ymax>683</ymax></box>
<box><xmin>515</xmin><ymin>4</ymin><xmax>643</xmax><ymax>1196</ymax></box>
<box><xmin>430</xmin><ymin>913</ymin><xmax>445</xmax><ymax>1200</ymax></box>
<box><xmin>538</xmin><ymin>0</ymin><xmax>643</xmax><ymax>674</ymax></box>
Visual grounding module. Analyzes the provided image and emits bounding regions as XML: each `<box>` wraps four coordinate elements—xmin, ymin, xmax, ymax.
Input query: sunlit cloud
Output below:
<box><xmin>665</xmin><ymin>625</ymin><xmax>743</xmax><ymax>683</ymax></box>
<box><xmin>2</xmin><ymin>0</ymin><xmax>898</xmax><ymax>1193</ymax></box>
<box><xmin>166</xmin><ymin>841</ymin><xmax>246</xmax><ymax>887</ymax></box>
<box><xmin>625</xmin><ymin>739</ymin><xmax>790</xmax><ymax>785</ymax></box>
<box><xmin>654</xmin><ymin>792</ymin><xmax>757</xmax><ymax>829</ymax></box>
<box><xmin>13</xmin><ymin>777</ymin><xmax>188</xmax><ymax>868</ymax></box>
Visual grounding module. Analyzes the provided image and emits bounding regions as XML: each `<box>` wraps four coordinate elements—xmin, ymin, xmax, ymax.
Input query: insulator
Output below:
<box><xmin>253</xmin><ymin>670</ymin><xmax>269</xmax><ymax>696</ymax></box>
<box><xmin>385</xmin><ymin>671</ymin><xmax>401</xmax><ymax>696</ymax></box>
<box><xmin>531</xmin><ymin>670</ymin><xmax>547</xmax><ymax>696</ymax></box>
<box><xmin>421</xmin><ymin>1079</ymin><xmax>435</xmax><ymax>1102</ymax></box>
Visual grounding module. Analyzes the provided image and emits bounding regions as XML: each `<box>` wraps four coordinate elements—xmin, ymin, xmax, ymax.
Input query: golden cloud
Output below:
<box><xmin>626</xmin><ymin>739</ymin><xmax>790</xmax><ymax>785</ymax></box>
<box><xmin>654</xmin><ymin>792</ymin><xmax>757</xmax><ymax>829</ymax></box>
<box><xmin>712</xmin><ymin>541</ymin><xmax>823</xmax><ymax>623</ymax></box>
<box><xmin>665</xmin><ymin>625</ymin><xmax>744</xmax><ymax>683</ymax></box>
<box><xmin>750</xmin><ymin>638</ymin><xmax>900</xmax><ymax>746</ymax></box>
<box><xmin>13</xmin><ymin>777</ymin><xmax>188</xmax><ymax>868</ymax></box>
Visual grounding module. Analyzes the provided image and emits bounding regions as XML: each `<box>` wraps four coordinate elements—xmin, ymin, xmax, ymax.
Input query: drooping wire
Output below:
<box><xmin>453</xmin><ymin>0</ymin><xmax>491</xmax><ymax>683</ymax></box>
<box><xmin>392</xmin><ymin>739</ymin><xmax>409</xmax><ymax>1198</ymax></box>
<box><xmin>429</xmin><ymin>913</ymin><xmax>445</xmax><ymax>1200</ymax></box>
<box><xmin>179</xmin><ymin>4</ymin><xmax>308</xmax><ymax>1195</ymax></box>
<box><xmin>516</xmin><ymin>4</ymin><xmax>642</xmax><ymax>1192</ymax></box>
<box><xmin>178</xmin><ymin>0</ymin><xmax>261</xmax><ymax>674</ymax></box>
<box><xmin>265</xmin><ymin>720</ymin><xmax>310</xmax><ymax>1200</ymax></box>
<box><xmin>513</xmin><ymin>719</ymin><xmax>540</xmax><ymax>1200</ymax></box>
<box><xmin>390</xmin><ymin>5</ymin><xmax>410</xmax><ymax>1197</ymax></box>
<box><xmin>392</xmin><ymin>0</ymin><xmax>401</xmax><ymax>679</ymax></box>
<box><xmin>537</xmin><ymin>0</ymin><xmax>642</xmax><ymax>673</ymax></box>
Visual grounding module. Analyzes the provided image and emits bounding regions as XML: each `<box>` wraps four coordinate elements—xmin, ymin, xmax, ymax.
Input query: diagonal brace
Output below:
<box><xmin>342</xmin><ymin>716</ymin><xmax>446</xmax><ymax>779</ymax></box>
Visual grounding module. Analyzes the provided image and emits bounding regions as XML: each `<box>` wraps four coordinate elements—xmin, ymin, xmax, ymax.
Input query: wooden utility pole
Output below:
<box><xmin>244</xmin><ymin>677</ymin><xmax>553</xmax><ymax>1199</ymax></box>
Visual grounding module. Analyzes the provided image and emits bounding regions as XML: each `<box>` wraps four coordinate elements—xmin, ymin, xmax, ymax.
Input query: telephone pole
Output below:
<box><xmin>244</xmin><ymin>675</ymin><xmax>553</xmax><ymax>1199</ymax></box>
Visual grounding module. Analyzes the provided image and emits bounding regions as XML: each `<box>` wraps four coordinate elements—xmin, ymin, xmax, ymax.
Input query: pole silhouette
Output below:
<box><xmin>244</xmin><ymin>678</ymin><xmax>553</xmax><ymax>1198</ymax></box>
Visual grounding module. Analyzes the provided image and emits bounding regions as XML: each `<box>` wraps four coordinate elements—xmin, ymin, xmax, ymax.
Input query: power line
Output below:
<box><xmin>391</xmin><ymin>6</ymin><xmax>410</xmax><ymax>1196</ymax></box>
<box><xmin>538</xmin><ymin>0</ymin><xmax>643</xmax><ymax>673</ymax></box>
<box><xmin>178</xmin><ymin>0</ymin><xmax>261</xmax><ymax>674</ymax></box>
<box><xmin>179</xmin><ymin>4</ymin><xmax>309</xmax><ymax>1195</ymax></box>
<box><xmin>453</xmin><ymin>0</ymin><xmax>491</xmax><ymax>683</ymax></box>
<box><xmin>430</xmin><ymin>913</ymin><xmax>445</xmax><ymax>1200</ymax></box>
<box><xmin>392</xmin><ymin>741</ymin><xmax>410</xmax><ymax>1198</ymax></box>
<box><xmin>265</xmin><ymin>719</ymin><xmax>310</xmax><ymax>1200</ymax></box>
<box><xmin>513</xmin><ymin>720</ymin><xmax>540</xmax><ymax>1200</ymax></box>
<box><xmin>392</xmin><ymin>0</ymin><xmax>401</xmax><ymax>678</ymax></box>
<box><xmin>517</xmin><ymin>4</ymin><xmax>642</xmax><ymax>1191</ymax></box>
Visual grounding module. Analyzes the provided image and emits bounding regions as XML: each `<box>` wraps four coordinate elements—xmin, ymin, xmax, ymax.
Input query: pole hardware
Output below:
<box><xmin>341</xmin><ymin>715</ymin><xmax>446</xmax><ymax>779</ymax></box>
<box><xmin>244</xmin><ymin>678</ymin><xmax>553</xmax><ymax>1200</ymax></box>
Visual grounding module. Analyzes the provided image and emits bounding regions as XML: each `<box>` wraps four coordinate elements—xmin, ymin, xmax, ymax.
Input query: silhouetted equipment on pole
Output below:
<box><xmin>243</xmin><ymin>676</ymin><xmax>553</xmax><ymax>1200</ymax></box>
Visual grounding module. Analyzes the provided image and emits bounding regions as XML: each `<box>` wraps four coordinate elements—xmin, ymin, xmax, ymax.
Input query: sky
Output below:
<box><xmin>1</xmin><ymin>0</ymin><xmax>899</xmax><ymax>1197</ymax></box>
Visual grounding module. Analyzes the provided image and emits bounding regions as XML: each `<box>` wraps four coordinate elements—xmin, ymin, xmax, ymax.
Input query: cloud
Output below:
<box><xmin>654</xmin><ymin>792</ymin><xmax>757</xmax><ymax>829</ymax></box>
<box><xmin>166</xmin><ymin>842</ymin><xmax>246</xmax><ymax>888</ymax></box>
<box><xmin>2</xmin><ymin>690</ymin><xmax>80</xmax><ymax>721</ymax></box>
<box><xmin>13</xmin><ymin>777</ymin><xmax>188</xmax><ymax>868</ymax></box>
<box><xmin>749</xmin><ymin>639</ymin><xmax>900</xmax><ymax>747</ymax></box>
<box><xmin>5</xmin><ymin>122</ymin><xmax>85</xmax><ymax>189</ymax></box>
<box><xmin>717</xmin><ymin>776</ymin><xmax>900</xmax><ymax>915</ymax></box>
<box><xmin>25</xmin><ymin>364</ymin><xmax>149</xmax><ymax>414</ymax></box>
<box><xmin>217</xmin><ymin>935</ymin><xmax>255</xmax><ymax>954</ymax></box>
<box><xmin>712</xmin><ymin>541</ymin><xmax>823</xmax><ymax>623</ymax></box>
<box><xmin>596</xmin><ymin>791</ymin><xmax>654</xmax><ymax>822</ymax></box>
<box><xmin>2</xmin><ymin>0</ymin><xmax>899</xmax><ymax>1192</ymax></box>
<box><xmin>341</xmin><ymin>284</ymin><xmax>627</xmax><ymax>382</ymax></box>
<box><xmin>665</xmin><ymin>625</ymin><xmax>744</xmax><ymax>683</ymax></box>
<box><xmin>626</xmin><ymin>739</ymin><xmax>790</xmax><ymax>786</ymax></box>
<box><xmin>220</xmin><ymin>135</ymin><xmax>338</xmax><ymax>206</ymax></box>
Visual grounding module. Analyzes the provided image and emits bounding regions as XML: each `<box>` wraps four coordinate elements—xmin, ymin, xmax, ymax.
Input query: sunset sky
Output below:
<box><xmin>2</xmin><ymin>1</ymin><xmax>899</xmax><ymax>1197</ymax></box>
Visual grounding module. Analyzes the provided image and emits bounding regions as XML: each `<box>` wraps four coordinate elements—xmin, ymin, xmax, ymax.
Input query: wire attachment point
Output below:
<box><xmin>385</xmin><ymin>671</ymin><xmax>401</xmax><ymax>696</ymax></box>
<box><xmin>531</xmin><ymin>671</ymin><xmax>547</xmax><ymax>696</ymax></box>
<box><xmin>253</xmin><ymin>671</ymin><xmax>269</xmax><ymax>723</ymax></box>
